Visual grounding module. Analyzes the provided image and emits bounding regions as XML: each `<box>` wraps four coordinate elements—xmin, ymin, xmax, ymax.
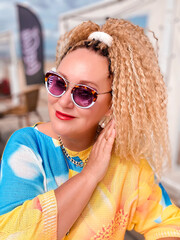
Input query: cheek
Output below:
<box><xmin>97</xmin><ymin>95</ymin><xmax>112</xmax><ymax>113</ymax></box>
<box><xmin>83</xmin><ymin>98</ymin><xmax>111</xmax><ymax>123</ymax></box>
<box><xmin>48</xmin><ymin>94</ymin><xmax>57</xmax><ymax>106</ymax></box>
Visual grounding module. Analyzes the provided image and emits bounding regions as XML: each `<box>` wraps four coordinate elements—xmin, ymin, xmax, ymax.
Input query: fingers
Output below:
<box><xmin>83</xmin><ymin>119</ymin><xmax>116</xmax><ymax>183</ymax></box>
<box><xmin>99</xmin><ymin>119</ymin><xmax>115</xmax><ymax>143</ymax></box>
<box><xmin>93</xmin><ymin>120</ymin><xmax>116</xmax><ymax>153</ymax></box>
<box><xmin>102</xmin><ymin>120</ymin><xmax>116</xmax><ymax>153</ymax></box>
<box><xmin>104</xmin><ymin>120</ymin><xmax>115</xmax><ymax>142</ymax></box>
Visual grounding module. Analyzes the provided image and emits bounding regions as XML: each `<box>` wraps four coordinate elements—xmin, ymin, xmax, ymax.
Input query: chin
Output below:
<box><xmin>51</xmin><ymin>121</ymin><xmax>74</xmax><ymax>137</ymax></box>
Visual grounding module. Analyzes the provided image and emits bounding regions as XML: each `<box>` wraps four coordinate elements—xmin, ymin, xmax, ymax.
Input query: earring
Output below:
<box><xmin>99</xmin><ymin>117</ymin><xmax>106</xmax><ymax>128</ymax></box>
<box><xmin>100</xmin><ymin>122</ymin><xmax>106</xmax><ymax>128</ymax></box>
<box><xmin>99</xmin><ymin>115</ymin><xmax>112</xmax><ymax>129</ymax></box>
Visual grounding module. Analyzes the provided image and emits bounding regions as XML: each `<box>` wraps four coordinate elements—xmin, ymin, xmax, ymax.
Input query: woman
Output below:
<box><xmin>0</xmin><ymin>18</ymin><xmax>180</xmax><ymax>240</ymax></box>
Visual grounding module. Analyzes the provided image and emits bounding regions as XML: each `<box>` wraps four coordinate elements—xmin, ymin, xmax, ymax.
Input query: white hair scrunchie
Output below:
<box><xmin>88</xmin><ymin>31</ymin><xmax>113</xmax><ymax>47</ymax></box>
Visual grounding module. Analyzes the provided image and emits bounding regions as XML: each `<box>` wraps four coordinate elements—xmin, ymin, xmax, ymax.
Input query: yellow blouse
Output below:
<box><xmin>0</xmin><ymin>127</ymin><xmax>180</xmax><ymax>239</ymax></box>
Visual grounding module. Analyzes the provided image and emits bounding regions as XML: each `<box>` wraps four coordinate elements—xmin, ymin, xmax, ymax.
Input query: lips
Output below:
<box><xmin>55</xmin><ymin>111</ymin><xmax>75</xmax><ymax>120</ymax></box>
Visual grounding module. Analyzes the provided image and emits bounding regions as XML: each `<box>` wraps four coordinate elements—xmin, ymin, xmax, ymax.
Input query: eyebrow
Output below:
<box><xmin>58</xmin><ymin>71</ymin><xmax>99</xmax><ymax>89</ymax></box>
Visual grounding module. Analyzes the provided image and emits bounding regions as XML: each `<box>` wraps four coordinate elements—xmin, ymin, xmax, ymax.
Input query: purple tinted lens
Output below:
<box><xmin>47</xmin><ymin>74</ymin><xmax>66</xmax><ymax>96</ymax></box>
<box><xmin>73</xmin><ymin>86</ymin><xmax>94</xmax><ymax>107</ymax></box>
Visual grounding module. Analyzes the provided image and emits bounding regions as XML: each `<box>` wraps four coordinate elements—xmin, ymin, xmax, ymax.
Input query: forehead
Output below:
<box><xmin>58</xmin><ymin>48</ymin><xmax>108</xmax><ymax>74</ymax></box>
<box><xmin>57</xmin><ymin>48</ymin><xmax>109</xmax><ymax>86</ymax></box>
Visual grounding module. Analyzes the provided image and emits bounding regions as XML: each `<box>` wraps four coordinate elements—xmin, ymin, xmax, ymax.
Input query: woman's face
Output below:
<box><xmin>48</xmin><ymin>48</ymin><xmax>112</xmax><ymax>142</ymax></box>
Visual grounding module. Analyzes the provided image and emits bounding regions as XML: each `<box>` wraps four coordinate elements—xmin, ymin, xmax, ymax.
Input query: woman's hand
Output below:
<box><xmin>55</xmin><ymin>120</ymin><xmax>115</xmax><ymax>238</ymax></box>
<box><xmin>81</xmin><ymin>120</ymin><xmax>116</xmax><ymax>183</ymax></box>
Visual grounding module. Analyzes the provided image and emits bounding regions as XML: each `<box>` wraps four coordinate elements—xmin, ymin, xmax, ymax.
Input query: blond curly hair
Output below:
<box><xmin>56</xmin><ymin>18</ymin><xmax>171</xmax><ymax>177</ymax></box>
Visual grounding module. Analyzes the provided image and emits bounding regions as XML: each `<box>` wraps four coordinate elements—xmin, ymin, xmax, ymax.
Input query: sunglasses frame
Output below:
<box><xmin>45</xmin><ymin>70</ymin><xmax>112</xmax><ymax>109</ymax></box>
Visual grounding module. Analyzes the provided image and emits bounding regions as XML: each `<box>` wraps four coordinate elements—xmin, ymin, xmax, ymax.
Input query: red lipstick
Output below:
<box><xmin>55</xmin><ymin>111</ymin><xmax>75</xmax><ymax>120</ymax></box>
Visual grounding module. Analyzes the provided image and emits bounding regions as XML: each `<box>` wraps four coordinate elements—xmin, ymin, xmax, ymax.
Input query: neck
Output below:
<box><xmin>37</xmin><ymin>122</ymin><xmax>98</xmax><ymax>151</ymax></box>
<box><xmin>59</xmin><ymin>131</ymin><xmax>96</xmax><ymax>151</ymax></box>
<box><xmin>47</xmin><ymin>122</ymin><xmax>100</xmax><ymax>151</ymax></box>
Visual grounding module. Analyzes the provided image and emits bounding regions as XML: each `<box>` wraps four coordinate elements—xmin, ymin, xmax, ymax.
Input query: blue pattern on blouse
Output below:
<box><xmin>0</xmin><ymin>127</ymin><xmax>83</xmax><ymax>215</ymax></box>
<box><xmin>154</xmin><ymin>182</ymin><xmax>172</xmax><ymax>223</ymax></box>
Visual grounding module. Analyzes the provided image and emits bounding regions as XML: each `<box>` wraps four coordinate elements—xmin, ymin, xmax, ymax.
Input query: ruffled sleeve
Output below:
<box><xmin>0</xmin><ymin>190</ymin><xmax>57</xmax><ymax>240</ymax></box>
<box><xmin>0</xmin><ymin>128</ymin><xmax>58</xmax><ymax>239</ymax></box>
<box><xmin>131</xmin><ymin>159</ymin><xmax>180</xmax><ymax>239</ymax></box>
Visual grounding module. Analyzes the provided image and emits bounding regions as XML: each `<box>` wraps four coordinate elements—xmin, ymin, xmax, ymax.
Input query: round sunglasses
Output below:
<box><xmin>45</xmin><ymin>71</ymin><xmax>112</xmax><ymax>109</ymax></box>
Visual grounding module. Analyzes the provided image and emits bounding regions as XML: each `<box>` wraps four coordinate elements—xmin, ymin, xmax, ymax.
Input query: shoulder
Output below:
<box><xmin>126</xmin><ymin>158</ymin><xmax>156</xmax><ymax>188</ymax></box>
<box><xmin>1</xmin><ymin>127</ymin><xmax>39</xmax><ymax>159</ymax></box>
<box><xmin>7</xmin><ymin>126</ymin><xmax>39</xmax><ymax>145</ymax></box>
<box><xmin>3</xmin><ymin>125</ymin><xmax>53</xmax><ymax>155</ymax></box>
<box><xmin>1</xmin><ymin>125</ymin><xmax>57</xmax><ymax>168</ymax></box>
<box><xmin>3</xmin><ymin>124</ymin><xmax>59</xmax><ymax>158</ymax></box>
<box><xmin>110</xmin><ymin>155</ymin><xmax>155</xmax><ymax>185</ymax></box>
<box><xmin>111</xmin><ymin>154</ymin><xmax>153</xmax><ymax>173</ymax></box>
<box><xmin>7</xmin><ymin>123</ymin><xmax>54</xmax><ymax>145</ymax></box>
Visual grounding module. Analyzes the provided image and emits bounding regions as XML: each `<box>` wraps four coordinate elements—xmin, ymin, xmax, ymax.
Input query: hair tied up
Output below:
<box><xmin>88</xmin><ymin>31</ymin><xmax>113</xmax><ymax>47</ymax></box>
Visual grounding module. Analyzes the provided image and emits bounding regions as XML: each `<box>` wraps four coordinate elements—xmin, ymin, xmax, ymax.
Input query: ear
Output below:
<box><xmin>105</xmin><ymin>106</ymin><xmax>112</xmax><ymax>117</ymax></box>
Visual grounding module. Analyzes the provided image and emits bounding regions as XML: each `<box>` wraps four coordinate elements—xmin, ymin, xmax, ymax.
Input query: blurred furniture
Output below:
<box><xmin>0</xmin><ymin>85</ymin><xmax>43</xmax><ymax>128</ymax></box>
<box><xmin>125</xmin><ymin>230</ymin><xmax>144</xmax><ymax>240</ymax></box>
<box><xmin>162</xmin><ymin>168</ymin><xmax>180</xmax><ymax>207</ymax></box>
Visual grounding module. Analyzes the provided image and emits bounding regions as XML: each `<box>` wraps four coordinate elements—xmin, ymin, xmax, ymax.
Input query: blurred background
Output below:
<box><xmin>0</xmin><ymin>0</ymin><xmax>103</xmax><ymax>151</ymax></box>
<box><xmin>0</xmin><ymin>0</ymin><xmax>180</xmax><ymax>238</ymax></box>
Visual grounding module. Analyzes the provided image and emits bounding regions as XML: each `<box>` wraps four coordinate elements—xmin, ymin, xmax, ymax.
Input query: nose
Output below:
<box><xmin>57</xmin><ymin>88</ymin><xmax>74</xmax><ymax>108</ymax></box>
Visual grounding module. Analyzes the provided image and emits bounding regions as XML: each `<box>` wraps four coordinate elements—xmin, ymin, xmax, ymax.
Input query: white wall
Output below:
<box><xmin>59</xmin><ymin>0</ymin><xmax>180</xmax><ymax>167</ymax></box>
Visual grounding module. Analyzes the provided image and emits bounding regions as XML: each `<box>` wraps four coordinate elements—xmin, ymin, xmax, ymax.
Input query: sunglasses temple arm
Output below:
<box><xmin>98</xmin><ymin>90</ymin><xmax>112</xmax><ymax>95</ymax></box>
